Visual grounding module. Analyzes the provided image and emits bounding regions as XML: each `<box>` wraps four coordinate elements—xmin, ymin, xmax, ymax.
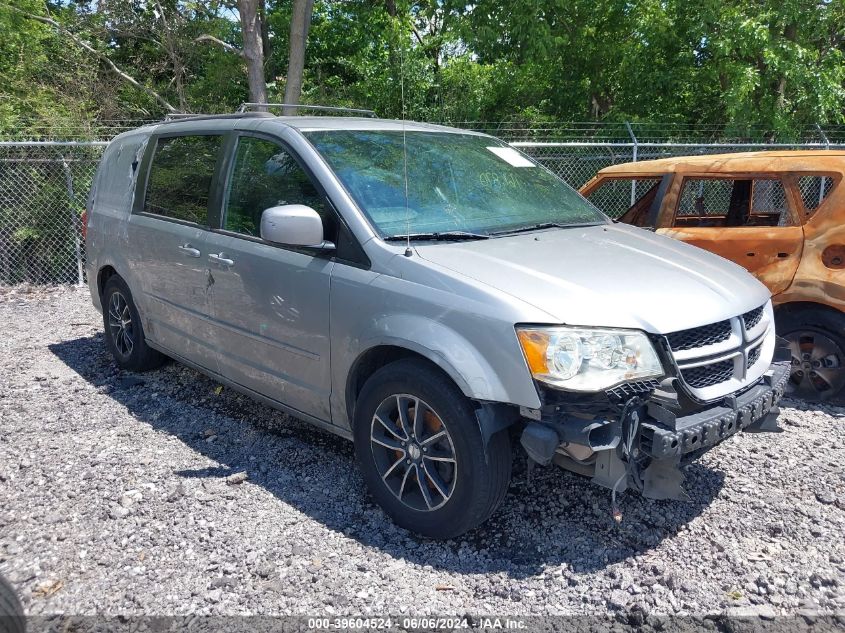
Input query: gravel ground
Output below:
<box><xmin>1</xmin><ymin>285</ymin><xmax>844</xmax><ymax>620</ymax></box>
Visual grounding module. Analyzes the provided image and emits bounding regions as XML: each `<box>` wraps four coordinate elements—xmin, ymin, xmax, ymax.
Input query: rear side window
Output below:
<box><xmin>675</xmin><ymin>178</ymin><xmax>793</xmax><ymax>227</ymax></box>
<box><xmin>797</xmin><ymin>175</ymin><xmax>834</xmax><ymax>214</ymax></box>
<box><xmin>750</xmin><ymin>179</ymin><xmax>789</xmax><ymax>221</ymax></box>
<box><xmin>143</xmin><ymin>135</ymin><xmax>223</xmax><ymax>224</ymax></box>
<box><xmin>93</xmin><ymin>136</ymin><xmax>145</xmax><ymax>212</ymax></box>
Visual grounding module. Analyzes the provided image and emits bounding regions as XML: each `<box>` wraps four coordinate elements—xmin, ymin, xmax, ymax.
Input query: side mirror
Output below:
<box><xmin>260</xmin><ymin>204</ymin><xmax>334</xmax><ymax>249</ymax></box>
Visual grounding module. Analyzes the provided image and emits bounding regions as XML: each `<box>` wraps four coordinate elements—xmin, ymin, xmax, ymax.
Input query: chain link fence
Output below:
<box><xmin>0</xmin><ymin>142</ymin><xmax>106</xmax><ymax>285</ymax></box>
<box><xmin>2</xmin><ymin>121</ymin><xmax>844</xmax><ymax>285</ymax></box>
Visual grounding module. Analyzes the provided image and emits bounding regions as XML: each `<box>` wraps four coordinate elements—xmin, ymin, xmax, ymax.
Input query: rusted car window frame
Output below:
<box><xmin>662</xmin><ymin>173</ymin><xmax>802</xmax><ymax>229</ymax></box>
<box><xmin>785</xmin><ymin>171</ymin><xmax>842</xmax><ymax>219</ymax></box>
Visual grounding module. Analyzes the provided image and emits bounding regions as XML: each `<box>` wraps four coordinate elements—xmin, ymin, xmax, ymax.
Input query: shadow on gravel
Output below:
<box><xmin>51</xmin><ymin>335</ymin><xmax>724</xmax><ymax>579</ymax></box>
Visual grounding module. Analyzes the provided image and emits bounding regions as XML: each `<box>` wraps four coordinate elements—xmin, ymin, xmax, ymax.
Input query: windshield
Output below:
<box><xmin>305</xmin><ymin>130</ymin><xmax>606</xmax><ymax>238</ymax></box>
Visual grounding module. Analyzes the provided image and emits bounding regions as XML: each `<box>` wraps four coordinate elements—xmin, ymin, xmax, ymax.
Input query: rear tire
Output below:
<box><xmin>778</xmin><ymin>307</ymin><xmax>845</xmax><ymax>401</ymax></box>
<box><xmin>353</xmin><ymin>359</ymin><xmax>511</xmax><ymax>539</ymax></box>
<box><xmin>102</xmin><ymin>276</ymin><xmax>165</xmax><ymax>372</ymax></box>
<box><xmin>0</xmin><ymin>573</ymin><xmax>25</xmax><ymax>633</ymax></box>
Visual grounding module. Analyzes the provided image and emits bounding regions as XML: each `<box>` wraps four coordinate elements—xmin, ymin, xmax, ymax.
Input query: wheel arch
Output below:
<box><xmin>97</xmin><ymin>264</ymin><xmax>120</xmax><ymax>299</ymax></box>
<box><xmin>345</xmin><ymin>343</ymin><xmax>474</xmax><ymax>426</ymax></box>
<box><xmin>345</xmin><ymin>343</ymin><xmax>519</xmax><ymax>452</ymax></box>
<box><xmin>774</xmin><ymin>300</ymin><xmax>845</xmax><ymax>322</ymax></box>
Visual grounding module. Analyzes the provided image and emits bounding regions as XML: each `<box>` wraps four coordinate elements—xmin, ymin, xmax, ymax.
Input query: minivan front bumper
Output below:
<box><xmin>641</xmin><ymin>360</ymin><xmax>789</xmax><ymax>461</ymax></box>
<box><xmin>519</xmin><ymin>359</ymin><xmax>791</xmax><ymax>499</ymax></box>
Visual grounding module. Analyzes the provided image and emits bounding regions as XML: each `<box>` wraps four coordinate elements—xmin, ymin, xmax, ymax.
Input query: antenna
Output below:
<box><xmin>399</xmin><ymin>22</ymin><xmax>412</xmax><ymax>257</ymax></box>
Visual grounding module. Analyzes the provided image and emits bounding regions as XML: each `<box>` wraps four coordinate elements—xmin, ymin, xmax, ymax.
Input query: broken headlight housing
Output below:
<box><xmin>516</xmin><ymin>326</ymin><xmax>664</xmax><ymax>391</ymax></box>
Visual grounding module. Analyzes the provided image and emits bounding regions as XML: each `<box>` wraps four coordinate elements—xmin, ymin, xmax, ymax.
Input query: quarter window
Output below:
<box><xmin>797</xmin><ymin>175</ymin><xmax>834</xmax><ymax>214</ymax></box>
<box><xmin>675</xmin><ymin>178</ymin><xmax>793</xmax><ymax>227</ymax></box>
<box><xmin>143</xmin><ymin>135</ymin><xmax>222</xmax><ymax>224</ymax></box>
<box><xmin>224</xmin><ymin>137</ymin><xmax>332</xmax><ymax>239</ymax></box>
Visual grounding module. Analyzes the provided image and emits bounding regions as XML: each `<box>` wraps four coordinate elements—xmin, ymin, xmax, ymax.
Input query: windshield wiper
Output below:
<box><xmin>489</xmin><ymin>221</ymin><xmax>601</xmax><ymax>236</ymax></box>
<box><xmin>384</xmin><ymin>231</ymin><xmax>490</xmax><ymax>242</ymax></box>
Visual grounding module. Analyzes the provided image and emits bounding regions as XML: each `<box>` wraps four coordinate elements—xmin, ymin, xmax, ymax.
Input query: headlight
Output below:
<box><xmin>516</xmin><ymin>326</ymin><xmax>664</xmax><ymax>391</ymax></box>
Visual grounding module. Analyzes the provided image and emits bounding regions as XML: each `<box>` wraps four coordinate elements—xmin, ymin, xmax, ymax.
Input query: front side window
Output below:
<box><xmin>305</xmin><ymin>130</ymin><xmax>605</xmax><ymax>238</ymax></box>
<box><xmin>584</xmin><ymin>177</ymin><xmax>663</xmax><ymax>224</ymax></box>
<box><xmin>224</xmin><ymin>136</ymin><xmax>332</xmax><ymax>238</ymax></box>
<box><xmin>675</xmin><ymin>177</ymin><xmax>793</xmax><ymax>227</ymax></box>
<box><xmin>143</xmin><ymin>135</ymin><xmax>222</xmax><ymax>224</ymax></box>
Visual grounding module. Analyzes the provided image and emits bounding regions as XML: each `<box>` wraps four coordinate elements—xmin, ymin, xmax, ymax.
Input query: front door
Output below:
<box><xmin>659</xmin><ymin>176</ymin><xmax>804</xmax><ymax>296</ymax></box>
<box><xmin>204</xmin><ymin>133</ymin><xmax>334</xmax><ymax>421</ymax></box>
<box><xmin>126</xmin><ymin>133</ymin><xmax>223</xmax><ymax>371</ymax></box>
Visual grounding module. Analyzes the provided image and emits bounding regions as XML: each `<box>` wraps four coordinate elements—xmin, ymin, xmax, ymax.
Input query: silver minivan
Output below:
<box><xmin>85</xmin><ymin>109</ymin><xmax>790</xmax><ymax>538</ymax></box>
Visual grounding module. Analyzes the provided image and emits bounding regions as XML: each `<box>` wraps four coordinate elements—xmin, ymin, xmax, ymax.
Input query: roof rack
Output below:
<box><xmin>237</xmin><ymin>103</ymin><xmax>377</xmax><ymax>118</ymax></box>
<box><xmin>160</xmin><ymin>112</ymin><xmax>274</xmax><ymax>124</ymax></box>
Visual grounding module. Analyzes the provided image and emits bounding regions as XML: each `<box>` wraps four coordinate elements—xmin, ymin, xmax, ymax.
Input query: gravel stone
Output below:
<box><xmin>0</xmin><ymin>285</ymin><xmax>844</xmax><ymax>617</ymax></box>
<box><xmin>816</xmin><ymin>490</ymin><xmax>837</xmax><ymax>505</ymax></box>
<box><xmin>225</xmin><ymin>472</ymin><xmax>248</xmax><ymax>485</ymax></box>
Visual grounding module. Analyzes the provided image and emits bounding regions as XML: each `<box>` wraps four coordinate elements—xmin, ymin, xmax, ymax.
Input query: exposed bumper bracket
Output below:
<box><xmin>642</xmin><ymin>361</ymin><xmax>790</xmax><ymax>460</ymax></box>
<box><xmin>744</xmin><ymin>406</ymin><xmax>784</xmax><ymax>433</ymax></box>
<box><xmin>641</xmin><ymin>457</ymin><xmax>690</xmax><ymax>501</ymax></box>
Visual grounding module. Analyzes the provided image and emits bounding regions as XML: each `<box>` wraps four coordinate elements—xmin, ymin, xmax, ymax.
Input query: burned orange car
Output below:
<box><xmin>580</xmin><ymin>151</ymin><xmax>845</xmax><ymax>400</ymax></box>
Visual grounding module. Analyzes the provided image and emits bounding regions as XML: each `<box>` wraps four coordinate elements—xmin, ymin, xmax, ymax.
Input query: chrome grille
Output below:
<box><xmin>667</xmin><ymin>303</ymin><xmax>772</xmax><ymax>399</ymax></box>
<box><xmin>681</xmin><ymin>360</ymin><xmax>734</xmax><ymax>388</ymax></box>
<box><xmin>743</xmin><ymin>306</ymin><xmax>764</xmax><ymax>330</ymax></box>
<box><xmin>666</xmin><ymin>320</ymin><xmax>731</xmax><ymax>351</ymax></box>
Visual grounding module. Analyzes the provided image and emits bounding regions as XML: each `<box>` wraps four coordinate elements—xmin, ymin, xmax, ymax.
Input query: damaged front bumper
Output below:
<box><xmin>520</xmin><ymin>360</ymin><xmax>791</xmax><ymax>500</ymax></box>
<box><xmin>642</xmin><ymin>361</ymin><xmax>790</xmax><ymax>461</ymax></box>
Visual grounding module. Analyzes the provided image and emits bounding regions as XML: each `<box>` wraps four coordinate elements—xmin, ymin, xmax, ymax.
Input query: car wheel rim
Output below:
<box><xmin>785</xmin><ymin>329</ymin><xmax>845</xmax><ymax>400</ymax></box>
<box><xmin>107</xmin><ymin>291</ymin><xmax>134</xmax><ymax>358</ymax></box>
<box><xmin>370</xmin><ymin>394</ymin><xmax>457</xmax><ymax>512</ymax></box>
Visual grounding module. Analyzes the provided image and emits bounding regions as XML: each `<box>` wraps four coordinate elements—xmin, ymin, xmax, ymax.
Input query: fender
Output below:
<box><xmin>358</xmin><ymin>313</ymin><xmax>515</xmax><ymax>404</ymax></box>
<box><xmin>350</xmin><ymin>329</ymin><xmax>524</xmax><ymax>449</ymax></box>
<box><xmin>337</xmin><ymin>312</ymin><xmax>538</xmax><ymax>441</ymax></box>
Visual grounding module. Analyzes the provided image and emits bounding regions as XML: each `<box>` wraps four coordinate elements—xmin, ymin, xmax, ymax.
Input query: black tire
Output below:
<box><xmin>778</xmin><ymin>307</ymin><xmax>845</xmax><ymax>401</ymax></box>
<box><xmin>353</xmin><ymin>359</ymin><xmax>511</xmax><ymax>539</ymax></box>
<box><xmin>0</xmin><ymin>573</ymin><xmax>25</xmax><ymax>633</ymax></box>
<box><xmin>102</xmin><ymin>276</ymin><xmax>165</xmax><ymax>372</ymax></box>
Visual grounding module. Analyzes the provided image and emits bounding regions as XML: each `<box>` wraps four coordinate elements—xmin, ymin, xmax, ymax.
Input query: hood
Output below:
<box><xmin>414</xmin><ymin>223</ymin><xmax>770</xmax><ymax>333</ymax></box>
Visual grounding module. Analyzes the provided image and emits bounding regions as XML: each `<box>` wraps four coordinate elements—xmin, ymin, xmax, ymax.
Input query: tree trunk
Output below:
<box><xmin>259</xmin><ymin>0</ymin><xmax>272</xmax><ymax>69</ymax></box>
<box><xmin>238</xmin><ymin>0</ymin><xmax>267</xmax><ymax>106</ymax></box>
<box><xmin>156</xmin><ymin>1</ymin><xmax>188</xmax><ymax>111</ymax></box>
<box><xmin>283</xmin><ymin>0</ymin><xmax>315</xmax><ymax>115</ymax></box>
<box><xmin>776</xmin><ymin>22</ymin><xmax>798</xmax><ymax>111</ymax></box>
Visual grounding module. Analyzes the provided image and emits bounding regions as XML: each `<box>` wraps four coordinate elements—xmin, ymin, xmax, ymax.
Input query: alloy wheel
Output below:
<box><xmin>369</xmin><ymin>394</ymin><xmax>457</xmax><ymax>512</ymax></box>
<box><xmin>107</xmin><ymin>291</ymin><xmax>134</xmax><ymax>358</ymax></box>
<box><xmin>785</xmin><ymin>329</ymin><xmax>845</xmax><ymax>400</ymax></box>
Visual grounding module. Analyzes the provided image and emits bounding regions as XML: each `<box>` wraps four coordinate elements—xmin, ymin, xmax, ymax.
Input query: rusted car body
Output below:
<box><xmin>581</xmin><ymin>151</ymin><xmax>845</xmax><ymax>400</ymax></box>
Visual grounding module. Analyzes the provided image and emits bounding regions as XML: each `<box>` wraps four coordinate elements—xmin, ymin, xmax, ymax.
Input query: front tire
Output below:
<box><xmin>102</xmin><ymin>276</ymin><xmax>165</xmax><ymax>372</ymax></box>
<box><xmin>779</xmin><ymin>307</ymin><xmax>845</xmax><ymax>401</ymax></box>
<box><xmin>353</xmin><ymin>359</ymin><xmax>511</xmax><ymax>539</ymax></box>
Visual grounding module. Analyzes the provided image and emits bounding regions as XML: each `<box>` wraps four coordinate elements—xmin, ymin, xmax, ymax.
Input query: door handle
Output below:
<box><xmin>208</xmin><ymin>253</ymin><xmax>234</xmax><ymax>267</ymax></box>
<box><xmin>178</xmin><ymin>243</ymin><xmax>201</xmax><ymax>258</ymax></box>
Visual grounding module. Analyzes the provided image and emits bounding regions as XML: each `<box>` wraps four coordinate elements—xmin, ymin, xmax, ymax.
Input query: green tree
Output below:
<box><xmin>461</xmin><ymin>0</ymin><xmax>845</xmax><ymax>134</ymax></box>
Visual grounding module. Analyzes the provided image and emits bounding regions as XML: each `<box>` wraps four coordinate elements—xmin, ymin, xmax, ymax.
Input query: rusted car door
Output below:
<box><xmin>657</xmin><ymin>175</ymin><xmax>804</xmax><ymax>296</ymax></box>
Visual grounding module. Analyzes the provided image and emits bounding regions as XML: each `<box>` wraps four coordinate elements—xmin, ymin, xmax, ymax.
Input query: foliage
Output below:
<box><xmin>0</xmin><ymin>0</ymin><xmax>844</xmax><ymax>137</ymax></box>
